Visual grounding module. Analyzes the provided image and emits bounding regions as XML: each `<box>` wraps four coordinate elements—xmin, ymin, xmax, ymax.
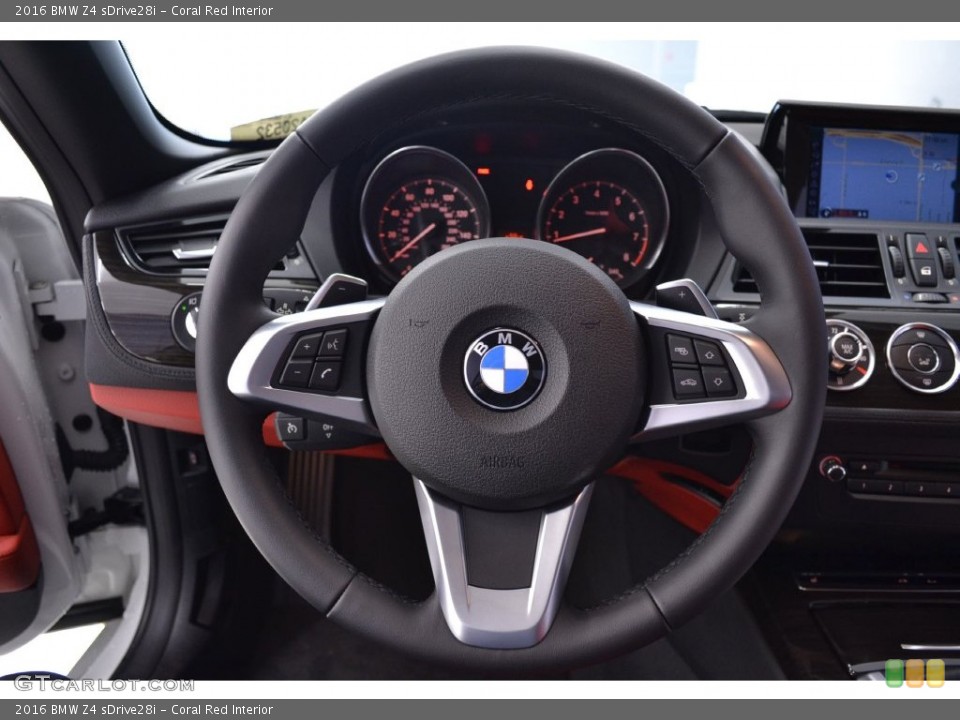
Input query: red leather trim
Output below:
<box><xmin>90</xmin><ymin>385</ymin><xmax>392</xmax><ymax>460</ymax></box>
<box><xmin>0</xmin><ymin>440</ymin><xmax>40</xmax><ymax>592</ymax></box>
<box><xmin>90</xmin><ymin>384</ymin><xmax>205</xmax><ymax>435</ymax></box>
<box><xmin>609</xmin><ymin>457</ymin><xmax>740</xmax><ymax>534</ymax></box>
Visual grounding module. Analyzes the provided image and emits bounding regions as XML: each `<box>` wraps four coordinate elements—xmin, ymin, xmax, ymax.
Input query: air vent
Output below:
<box><xmin>118</xmin><ymin>217</ymin><xmax>227</xmax><ymax>274</ymax></box>
<box><xmin>197</xmin><ymin>155</ymin><xmax>267</xmax><ymax>179</ymax></box>
<box><xmin>733</xmin><ymin>231</ymin><xmax>889</xmax><ymax>299</ymax></box>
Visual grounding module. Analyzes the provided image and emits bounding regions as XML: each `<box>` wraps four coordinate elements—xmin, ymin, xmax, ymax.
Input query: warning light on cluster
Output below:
<box><xmin>524</xmin><ymin>178</ymin><xmax>535</xmax><ymax>192</ymax></box>
<box><xmin>477</xmin><ymin>167</ymin><xmax>491</xmax><ymax>176</ymax></box>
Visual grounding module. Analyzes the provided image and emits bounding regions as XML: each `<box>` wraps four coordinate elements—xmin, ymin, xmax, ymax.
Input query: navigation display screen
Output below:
<box><xmin>807</xmin><ymin>127</ymin><xmax>960</xmax><ymax>223</ymax></box>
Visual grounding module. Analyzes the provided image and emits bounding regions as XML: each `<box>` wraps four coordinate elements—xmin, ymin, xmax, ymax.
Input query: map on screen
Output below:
<box><xmin>811</xmin><ymin>128</ymin><xmax>960</xmax><ymax>223</ymax></box>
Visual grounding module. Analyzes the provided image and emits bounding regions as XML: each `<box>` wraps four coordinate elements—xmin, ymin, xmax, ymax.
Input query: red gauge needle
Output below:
<box><xmin>389</xmin><ymin>222</ymin><xmax>437</xmax><ymax>263</ymax></box>
<box><xmin>551</xmin><ymin>227</ymin><xmax>607</xmax><ymax>244</ymax></box>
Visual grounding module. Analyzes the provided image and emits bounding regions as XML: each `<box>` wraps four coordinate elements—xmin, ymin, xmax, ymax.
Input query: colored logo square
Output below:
<box><xmin>885</xmin><ymin>659</ymin><xmax>904</xmax><ymax>688</ymax></box>
<box><xmin>926</xmin><ymin>659</ymin><xmax>945</xmax><ymax>688</ymax></box>
<box><xmin>905</xmin><ymin>658</ymin><xmax>925</xmax><ymax>687</ymax></box>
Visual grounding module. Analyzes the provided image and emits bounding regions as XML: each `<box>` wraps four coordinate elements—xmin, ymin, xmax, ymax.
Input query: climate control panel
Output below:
<box><xmin>886</xmin><ymin>323</ymin><xmax>960</xmax><ymax>394</ymax></box>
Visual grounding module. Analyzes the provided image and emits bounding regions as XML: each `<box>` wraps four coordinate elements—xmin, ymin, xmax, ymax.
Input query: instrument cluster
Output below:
<box><xmin>359</xmin><ymin>144</ymin><xmax>670</xmax><ymax>288</ymax></box>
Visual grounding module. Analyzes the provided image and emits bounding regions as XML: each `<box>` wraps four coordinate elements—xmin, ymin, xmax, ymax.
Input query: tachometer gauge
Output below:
<box><xmin>537</xmin><ymin>149</ymin><xmax>669</xmax><ymax>287</ymax></box>
<box><xmin>361</xmin><ymin>146</ymin><xmax>490</xmax><ymax>281</ymax></box>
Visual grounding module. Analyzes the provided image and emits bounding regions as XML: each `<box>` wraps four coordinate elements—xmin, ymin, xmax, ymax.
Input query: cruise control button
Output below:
<box><xmin>702</xmin><ymin>366</ymin><xmax>736</xmax><ymax>397</ymax></box>
<box><xmin>672</xmin><ymin>368</ymin><xmax>705</xmax><ymax>398</ymax></box>
<box><xmin>695</xmin><ymin>339</ymin><xmax>724</xmax><ymax>366</ymax></box>
<box><xmin>279</xmin><ymin>360</ymin><xmax>313</xmax><ymax>388</ymax></box>
<box><xmin>292</xmin><ymin>333</ymin><xmax>323</xmax><ymax>359</ymax></box>
<box><xmin>907</xmin><ymin>343</ymin><xmax>940</xmax><ymax>374</ymax></box>
<box><xmin>319</xmin><ymin>329</ymin><xmax>348</xmax><ymax>358</ymax></box>
<box><xmin>666</xmin><ymin>334</ymin><xmax>696</xmax><ymax>364</ymax></box>
<box><xmin>276</xmin><ymin>416</ymin><xmax>305</xmax><ymax>442</ymax></box>
<box><xmin>309</xmin><ymin>361</ymin><xmax>342</xmax><ymax>391</ymax></box>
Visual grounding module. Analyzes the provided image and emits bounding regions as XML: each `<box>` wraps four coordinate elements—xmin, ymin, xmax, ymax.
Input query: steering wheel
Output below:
<box><xmin>197</xmin><ymin>48</ymin><xmax>825</xmax><ymax>673</ymax></box>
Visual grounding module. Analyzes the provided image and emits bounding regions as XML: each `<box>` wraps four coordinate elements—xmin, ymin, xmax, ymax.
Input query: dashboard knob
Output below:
<box><xmin>829</xmin><ymin>331</ymin><xmax>864</xmax><ymax>371</ymax></box>
<box><xmin>826</xmin><ymin>320</ymin><xmax>875</xmax><ymax>391</ymax></box>
<box><xmin>819</xmin><ymin>456</ymin><xmax>847</xmax><ymax>483</ymax></box>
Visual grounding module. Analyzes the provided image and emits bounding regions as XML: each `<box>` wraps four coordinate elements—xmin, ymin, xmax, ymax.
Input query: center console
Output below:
<box><xmin>708</xmin><ymin>101</ymin><xmax>960</xmax><ymax>679</ymax></box>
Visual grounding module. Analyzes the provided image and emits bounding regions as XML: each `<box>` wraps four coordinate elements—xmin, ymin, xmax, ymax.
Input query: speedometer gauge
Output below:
<box><xmin>361</xmin><ymin>146</ymin><xmax>490</xmax><ymax>281</ymax></box>
<box><xmin>377</xmin><ymin>178</ymin><xmax>483</xmax><ymax>277</ymax></box>
<box><xmin>537</xmin><ymin>149</ymin><xmax>669</xmax><ymax>287</ymax></box>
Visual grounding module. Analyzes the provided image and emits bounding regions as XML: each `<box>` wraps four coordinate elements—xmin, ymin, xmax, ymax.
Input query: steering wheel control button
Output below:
<box><xmin>694</xmin><ymin>339</ymin><xmax>724</xmax><ymax>366</ymax></box>
<box><xmin>826</xmin><ymin>320</ymin><xmax>875</xmax><ymax>391</ymax></box>
<box><xmin>279</xmin><ymin>359</ymin><xmax>313</xmax><ymax>388</ymax></box>
<box><xmin>464</xmin><ymin>328</ymin><xmax>546</xmax><ymax>411</ymax></box>
<box><xmin>907</xmin><ymin>343</ymin><xmax>940</xmax><ymax>374</ymax></box>
<box><xmin>667</xmin><ymin>334</ymin><xmax>695</xmax><ymax>364</ymax></box>
<box><xmin>292</xmin><ymin>333</ymin><xmax>323</xmax><ymax>359</ymax></box>
<box><xmin>276</xmin><ymin>416</ymin><xmax>305</xmax><ymax>442</ymax></box>
<box><xmin>319</xmin><ymin>329</ymin><xmax>348</xmax><ymax>358</ymax></box>
<box><xmin>660</xmin><ymin>329</ymin><xmax>741</xmax><ymax>402</ymax></box>
<box><xmin>672</xmin><ymin>368</ymin><xmax>705</xmax><ymax>398</ymax></box>
<box><xmin>886</xmin><ymin>323</ymin><xmax>960</xmax><ymax>394</ymax></box>
<box><xmin>274</xmin><ymin>413</ymin><xmax>375</xmax><ymax>450</ymax></box>
<box><xmin>702</xmin><ymin>367</ymin><xmax>736</xmax><ymax>397</ymax></box>
<box><xmin>309</xmin><ymin>361</ymin><xmax>342</xmax><ymax>391</ymax></box>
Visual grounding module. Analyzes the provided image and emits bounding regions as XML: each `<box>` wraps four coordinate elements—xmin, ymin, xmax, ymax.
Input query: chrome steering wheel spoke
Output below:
<box><xmin>415</xmin><ymin>479</ymin><xmax>593</xmax><ymax>650</ymax></box>
<box><xmin>227</xmin><ymin>295</ymin><xmax>384</xmax><ymax>440</ymax></box>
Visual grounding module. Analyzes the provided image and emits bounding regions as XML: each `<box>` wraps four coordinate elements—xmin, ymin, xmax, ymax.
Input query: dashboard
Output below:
<box><xmin>78</xmin><ymin>96</ymin><xmax>960</xmax><ymax>681</ymax></box>
<box><xmin>83</xmin><ymin>99</ymin><xmax>960</xmax><ymax>456</ymax></box>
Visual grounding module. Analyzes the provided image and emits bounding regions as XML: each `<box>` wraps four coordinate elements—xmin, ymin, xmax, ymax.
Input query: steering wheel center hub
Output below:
<box><xmin>366</xmin><ymin>238</ymin><xmax>645</xmax><ymax>509</ymax></box>
<box><xmin>463</xmin><ymin>327</ymin><xmax>546</xmax><ymax>410</ymax></box>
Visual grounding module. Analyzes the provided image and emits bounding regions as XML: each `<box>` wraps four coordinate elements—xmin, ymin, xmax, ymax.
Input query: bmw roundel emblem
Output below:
<box><xmin>464</xmin><ymin>328</ymin><xmax>546</xmax><ymax>411</ymax></box>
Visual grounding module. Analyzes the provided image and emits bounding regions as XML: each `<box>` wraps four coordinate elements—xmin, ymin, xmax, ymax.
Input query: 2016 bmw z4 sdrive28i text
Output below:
<box><xmin>0</xmin><ymin>28</ymin><xmax>959</xmax><ymax>686</ymax></box>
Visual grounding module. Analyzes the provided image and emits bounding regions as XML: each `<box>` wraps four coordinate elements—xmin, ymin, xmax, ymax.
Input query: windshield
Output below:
<box><xmin>124</xmin><ymin>25</ymin><xmax>960</xmax><ymax>142</ymax></box>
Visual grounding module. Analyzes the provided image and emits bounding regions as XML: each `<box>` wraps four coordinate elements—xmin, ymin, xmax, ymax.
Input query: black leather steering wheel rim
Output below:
<box><xmin>196</xmin><ymin>47</ymin><xmax>826</xmax><ymax>673</ymax></box>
